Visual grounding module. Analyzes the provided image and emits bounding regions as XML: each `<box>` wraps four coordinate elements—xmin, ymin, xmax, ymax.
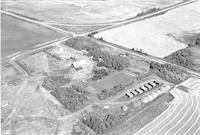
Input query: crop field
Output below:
<box><xmin>1</xmin><ymin>14</ymin><xmax>63</xmax><ymax>58</ymax></box>
<box><xmin>2</xmin><ymin>0</ymin><xmax>182</xmax><ymax>24</ymax></box>
<box><xmin>87</xmin><ymin>71</ymin><xmax>134</xmax><ymax>91</ymax></box>
<box><xmin>134</xmin><ymin>88</ymin><xmax>200</xmax><ymax>135</ymax></box>
<box><xmin>107</xmin><ymin>93</ymin><xmax>174</xmax><ymax>135</ymax></box>
<box><xmin>95</xmin><ymin>1</ymin><xmax>200</xmax><ymax>58</ymax></box>
<box><xmin>179</xmin><ymin>77</ymin><xmax>200</xmax><ymax>95</ymax></box>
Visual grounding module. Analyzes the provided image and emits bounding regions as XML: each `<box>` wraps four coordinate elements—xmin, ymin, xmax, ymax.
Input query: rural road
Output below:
<box><xmin>78</xmin><ymin>0</ymin><xmax>198</xmax><ymax>36</ymax></box>
<box><xmin>0</xmin><ymin>10</ymin><xmax>76</xmax><ymax>37</ymax></box>
<box><xmin>2</xmin><ymin>0</ymin><xmax>199</xmax><ymax>78</ymax></box>
<box><xmin>91</xmin><ymin>37</ymin><xmax>200</xmax><ymax>77</ymax></box>
<box><xmin>9</xmin><ymin>37</ymin><xmax>72</xmax><ymax>75</ymax></box>
<box><xmin>45</xmin><ymin>0</ymin><xmax>197</xmax><ymax>27</ymax></box>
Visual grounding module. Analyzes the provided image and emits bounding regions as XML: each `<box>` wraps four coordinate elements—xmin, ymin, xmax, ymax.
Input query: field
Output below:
<box><xmin>87</xmin><ymin>71</ymin><xmax>134</xmax><ymax>91</ymax></box>
<box><xmin>1</xmin><ymin>62</ymin><xmax>26</xmax><ymax>122</ymax></box>
<box><xmin>178</xmin><ymin>77</ymin><xmax>200</xmax><ymax>95</ymax></box>
<box><xmin>107</xmin><ymin>93</ymin><xmax>173</xmax><ymax>135</ymax></box>
<box><xmin>127</xmin><ymin>59</ymin><xmax>150</xmax><ymax>75</ymax></box>
<box><xmin>2</xmin><ymin>0</ymin><xmax>182</xmax><ymax>24</ymax></box>
<box><xmin>95</xmin><ymin>1</ymin><xmax>200</xmax><ymax>58</ymax></box>
<box><xmin>165</xmin><ymin>46</ymin><xmax>200</xmax><ymax>72</ymax></box>
<box><xmin>25</xmin><ymin>52</ymin><xmax>50</xmax><ymax>73</ymax></box>
<box><xmin>1</xmin><ymin>14</ymin><xmax>63</xmax><ymax>58</ymax></box>
<box><xmin>134</xmin><ymin>88</ymin><xmax>200</xmax><ymax>135</ymax></box>
<box><xmin>170</xmin><ymin>30</ymin><xmax>200</xmax><ymax>45</ymax></box>
<box><xmin>181</xmin><ymin>47</ymin><xmax>200</xmax><ymax>71</ymax></box>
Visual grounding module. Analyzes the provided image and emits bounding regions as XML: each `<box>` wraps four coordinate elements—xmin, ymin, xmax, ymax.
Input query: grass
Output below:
<box><xmin>25</xmin><ymin>52</ymin><xmax>49</xmax><ymax>73</ymax></box>
<box><xmin>108</xmin><ymin>93</ymin><xmax>174</xmax><ymax>135</ymax></box>
<box><xmin>165</xmin><ymin>46</ymin><xmax>200</xmax><ymax>72</ymax></box>
<box><xmin>87</xmin><ymin>71</ymin><xmax>133</xmax><ymax>91</ymax></box>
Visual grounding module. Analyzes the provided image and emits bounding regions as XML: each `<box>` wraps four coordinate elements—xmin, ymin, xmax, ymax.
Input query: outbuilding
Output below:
<box><xmin>125</xmin><ymin>92</ymin><xmax>133</xmax><ymax>98</ymax></box>
<box><xmin>131</xmin><ymin>90</ymin><xmax>138</xmax><ymax>95</ymax></box>
<box><xmin>141</xmin><ymin>86</ymin><xmax>148</xmax><ymax>91</ymax></box>
<box><xmin>71</xmin><ymin>59</ymin><xmax>88</xmax><ymax>68</ymax></box>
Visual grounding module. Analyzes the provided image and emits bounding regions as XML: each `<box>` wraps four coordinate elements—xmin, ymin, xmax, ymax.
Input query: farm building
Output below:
<box><xmin>141</xmin><ymin>86</ymin><xmax>148</xmax><ymax>91</ymax></box>
<box><xmin>144</xmin><ymin>84</ymin><xmax>152</xmax><ymax>89</ymax></box>
<box><xmin>131</xmin><ymin>90</ymin><xmax>138</xmax><ymax>95</ymax></box>
<box><xmin>80</xmin><ymin>50</ymin><xmax>88</xmax><ymax>55</ymax></box>
<box><xmin>136</xmin><ymin>88</ymin><xmax>143</xmax><ymax>94</ymax></box>
<box><xmin>72</xmin><ymin>59</ymin><xmax>89</xmax><ymax>68</ymax></box>
<box><xmin>125</xmin><ymin>92</ymin><xmax>134</xmax><ymax>98</ymax></box>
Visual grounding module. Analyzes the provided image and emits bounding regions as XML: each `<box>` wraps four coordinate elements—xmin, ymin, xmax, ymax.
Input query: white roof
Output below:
<box><xmin>137</xmin><ymin>89</ymin><xmax>143</xmax><ymax>93</ymax></box>
<box><xmin>141</xmin><ymin>86</ymin><xmax>148</xmax><ymax>91</ymax></box>
<box><xmin>131</xmin><ymin>90</ymin><xmax>138</xmax><ymax>95</ymax></box>
<box><xmin>73</xmin><ymin>59</ymin><xmax>88</xmax><ymax>67</ymax></box>
<box><xmin>149</xmin><ymin>82</ymin><xmax>156</xmax><ymax>86</ymax></box>
<box><xmin>145</xmin><ymin>84</ymin><xmax>152</xmax><ymax>89</ymax></box>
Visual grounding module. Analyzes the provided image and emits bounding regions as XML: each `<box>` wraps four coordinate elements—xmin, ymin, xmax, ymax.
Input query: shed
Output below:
<box><xmin>72</xmin><ymin>59</ymin><xmax>88</xmax><ymax>68</ymax></box>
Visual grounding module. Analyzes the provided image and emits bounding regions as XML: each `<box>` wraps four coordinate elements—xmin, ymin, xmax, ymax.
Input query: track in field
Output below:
<box><xmin>134</xmin><ymin>88</ymin><xmax>200</xmax><ymax>135</ymax></box>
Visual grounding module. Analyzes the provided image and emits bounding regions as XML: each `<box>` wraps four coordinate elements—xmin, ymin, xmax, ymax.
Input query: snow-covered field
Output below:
<box><xmin>95</xmin><ymin>1</ymin><xmax>200</xmax><ymax>58</ymax></box>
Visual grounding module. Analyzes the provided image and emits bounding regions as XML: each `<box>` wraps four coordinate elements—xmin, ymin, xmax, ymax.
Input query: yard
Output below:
<box><xmin>87</xmin><ymin>71</ymin><xmax>134</xmax><ymax>91</ymax></box>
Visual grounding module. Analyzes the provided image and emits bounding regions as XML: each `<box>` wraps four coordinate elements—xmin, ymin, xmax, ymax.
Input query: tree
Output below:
<box><xmin>92</xmin><ymin>69</ymin><xmax>109</xmax><ymax>81</ymax></box>
<box><xmin>65</xmin><ymin>37</ymin><xmax>129</xmax><ymax>71</ymax></box>
<box><xmin>150</xmin><ymin>62</ymin><xmax>188</xmax><ymax>84</ymax></box>
<box><xmin>195</xmin><ymin>38</ymin><xmax>200</xmax><ymax>46</ymax></box>
<box><xmin>42</xmin><ymin>75</ymin><xmax>71</xmax><ymax>91</ymax></box>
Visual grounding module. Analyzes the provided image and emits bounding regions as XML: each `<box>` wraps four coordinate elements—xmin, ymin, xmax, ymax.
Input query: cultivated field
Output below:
<box><xmin>134</xmin><ymin>88</ymin><xmax>200</xmax><ymax>135</ymax></box>
<box><xmin>178</xmin><ymin>77</ymin><xmax>200</xmax><ymax>95</ymax></box>
<box><xmin>1</xmin><ymin>14</ymin><xmax>63</xmax><ymax>58</ymax></box>
<box><xmin>95</xmin><ymin>1</ymin><xmax>200</xmax><ymax>58</ymax></box>
<box><xmin>2</xmin><ymin>0</ymin><xmax>182</xmax><ymax>24</ymax></box>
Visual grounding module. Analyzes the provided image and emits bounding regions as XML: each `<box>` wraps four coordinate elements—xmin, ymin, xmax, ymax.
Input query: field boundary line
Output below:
<box><xmin>154</xmin><ymin>93</ymin><xmax>191</xmax><ymax>135</ymax></box>
<box><xmin>184</xmin><ymin>97</ymin><xmax>200</xmax><ymax>135</ymax></box>
<box><xmin>144</xmin><ymin>91</ymin><xmax>186</xmax><ymax>135</ymax></box>
<box><xmin>174</xmin><ymin>96</ymin><xmax>199</xmax><ymax>135</ymax></box>
<box><xmin>134</xmin><ymin>90</ymin><xmax>180</xmax><ymax>135</ymax></box>
<box><xmin>144</xmin><ymin>90</ymin><xmax>186</xmax><ymax>135</ymax></box>
<box><xmin>164</xmin><ymin>95</ymin><xmax>196</xmax><ymax>135</ymax></box>
<box><xmin>194</xmin><ymin>125</ymin><xmax>200</xmax><ymax>135</ymax></box>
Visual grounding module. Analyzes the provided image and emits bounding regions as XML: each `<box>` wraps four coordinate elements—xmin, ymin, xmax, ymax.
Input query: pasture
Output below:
<box><xmin>1</xmin><ymin>14</ymin><xmax>63</xmax><ymax>58</ymax></box>
<box><xmin>95</xmin><ymin>1</ymin><xmax>200</xmax><ymax>58</ymax></box>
